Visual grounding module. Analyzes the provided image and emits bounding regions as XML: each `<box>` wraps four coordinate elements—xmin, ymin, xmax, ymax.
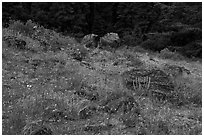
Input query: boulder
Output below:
<box><xmin>99</xmin><ymin>33</ymin><xmax>121</xmax><ymax>51</ymax></box>
<box><xmin>81</xmin><ymin>34</ymin><xmax>100</xmax><ymax>49</ymax></box>
<box><xmin>121</xmin><ymin>68</ymin><xmax>175</xmax><ymax>101</ymax></box>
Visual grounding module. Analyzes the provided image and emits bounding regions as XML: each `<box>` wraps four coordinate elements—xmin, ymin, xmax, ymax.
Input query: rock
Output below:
<box><xmin>122</xmin><ymin>69</ymin><xmax>152</xmax><ymax>91</ymax></box>
<box><xmin>99</xmin><ymin>33</ymin><xmax>121</xmax><ymax>51</ymax></box>
<box><xmin>149</xmin><ymin>69</ymin><xmax>175</xmax><ymax>92</ymax></box>
<box><xmin>81</xmin><ymin>34</ymin><xmax>100</xmax><ymax>49</ymax></box>
<box><xmin>121</xmin><ymin>68</ymin><xmax>175</xmax><ymax>101</ymax></box>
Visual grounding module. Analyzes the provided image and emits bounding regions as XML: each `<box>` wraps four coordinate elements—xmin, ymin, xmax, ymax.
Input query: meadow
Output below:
<box><xmin>2</xmin><ymin>21</ymin><xmax>202</xmax><ymax>135</ymax></box>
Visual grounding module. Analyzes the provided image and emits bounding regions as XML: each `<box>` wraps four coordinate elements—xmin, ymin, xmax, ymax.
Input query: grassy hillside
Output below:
<box><xmin>2</xmin><ymin>23</ymin><xmax>202</xmax><ymax>135</ymax></box>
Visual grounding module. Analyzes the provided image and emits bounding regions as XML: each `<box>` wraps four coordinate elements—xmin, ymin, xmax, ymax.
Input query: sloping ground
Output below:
<box><xmin>2</xmin><ymin>29</ymin><xmax>202</xmax><ymax>135</ymax></box>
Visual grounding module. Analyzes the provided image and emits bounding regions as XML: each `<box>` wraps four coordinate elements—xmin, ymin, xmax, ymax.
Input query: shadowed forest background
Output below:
<box><xmin>3</xmin><ymin>2</ymin><xmax>202</xmax><ymax>58</ymax></box>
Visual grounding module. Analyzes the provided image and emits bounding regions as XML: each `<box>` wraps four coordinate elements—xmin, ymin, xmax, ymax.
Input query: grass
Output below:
<box><xmin>2</xmin><ymin>21</ymin><xmax>202</xmax><ymax>135</ymax></box>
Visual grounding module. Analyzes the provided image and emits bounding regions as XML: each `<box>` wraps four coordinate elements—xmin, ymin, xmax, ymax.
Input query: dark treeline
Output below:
<box><xmin>2</xmin><ymin>2</ymin><xmax>202</xmax><ymax>58</ymax></box>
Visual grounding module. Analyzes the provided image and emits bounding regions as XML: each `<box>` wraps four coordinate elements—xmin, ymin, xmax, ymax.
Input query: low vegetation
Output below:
<box><xmin>2</xmin><ymin>20</ymin><xmax>202</xmax><ymax>135</ymax></box>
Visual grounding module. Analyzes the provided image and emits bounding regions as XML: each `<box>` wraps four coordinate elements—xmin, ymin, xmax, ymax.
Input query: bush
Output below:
<box><xmin>8</xmin><ymin>20</ymin><xmax>37</xmax><ymax>37</ymax></box>
<box><xmin>170</xmin><ymin>28</ymin><xmax>202</xmax><ymax>47</ymax></box>
<box><xmin>140</xmin><ymin>28</ymin><xmax>202</xmax><ymax>58</ymax></box>
<box><xmin>181</xmin><ymin>41</ymin><xmax>202</xmax><ymax>58</ymax></box>
<box><xmin>159</xmin><ymin>48</ymin><xmax>185</xmax><ymax>60</ymax></box>
<box><xmin>167</xmin><ymin>41</ymin><xmax>202</xmax><ymax>58</ymax></box>
<box><xmin>140</xmin><ymin>36</ymin><xmax>170</xmax><ymax>51</ymax></box>
<box><xmin>121</xmin><ymin>33</ymin><xmax>141</xmax><ymax>47</ymax></box>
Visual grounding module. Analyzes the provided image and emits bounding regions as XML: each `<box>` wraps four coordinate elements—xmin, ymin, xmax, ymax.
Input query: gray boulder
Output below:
<box><xmin>81</xmin><ymin>34</ymin><xmax>99</xmax><ymax>49</ymax></box>
<box><xmin>99</xmin><ymin>33</ymin><xmax>121</xmax><ymax>51</ymax></box>
<box><xmin>121</xmin><ymin>68</ymin><xmax>175</xmax><ymax>101</ymax></box>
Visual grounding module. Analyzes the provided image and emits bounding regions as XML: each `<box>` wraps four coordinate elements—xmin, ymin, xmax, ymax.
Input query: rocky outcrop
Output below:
<box><xmin>99</xmin><ymin>33</ymin><xmax>121</xmax><ymax>51</ymax></box>
<box><xmin>81</xmin><ymin>34</ymin><xmax>100</xmax><ymax>49</ymax></box>
<box><xmin>121</xmin><ymin>68</ymin><xmax>175</xmax><ymax>101</ymax></box>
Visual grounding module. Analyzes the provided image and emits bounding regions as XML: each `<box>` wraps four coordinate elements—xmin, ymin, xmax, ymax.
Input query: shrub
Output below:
<box><xmin>181</xmin><ymin>41</ymin><xmax>202</xmax><ymax>58</ymax></box>
<box><xmin>159</xmin><ymin>48</ymin><xmax>185</xmax><ymax>60</ymax></box>
<box><xmin>121</xmin><ymin>33</ymin><xmax>141</xmax><ymax>47</ymax></box>
<box><xmin>133</xmin><ymin>46</ymin><xmax>148</xmax><ymax>53</ymax></box>
<box><xmin>32</xmin><ymin>27</ymin><xmax>79</xmax><ymax>52</ymax></box>
<box><xmin>140</xmin><ymin>37</ymin><xmax>170</xmax><ymax>52</ymax></box>
<box><xmin>123</xmin><ymin>51</ymin><xmax>144</xmax><ymax>67</ymax></box>
<box><xmin>170</xmin><ymin>28</ymin><xmax>202</xmax><ymax>47</ymax></box>
<box><xmin>140</xmin><ymin>32</ymin><xmax>172</xmax><ymax>51</ymax></box>
<box><xmin>8</xmin><ymin>20</ymin><xmax>37</xmax><ymax>37</ymax></box>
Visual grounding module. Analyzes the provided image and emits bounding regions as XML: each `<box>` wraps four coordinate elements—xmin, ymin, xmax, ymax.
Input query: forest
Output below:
<box><xmin>2</xmin><ymin>2</ymin><xmax>202</xmax><ymax>135</ymax></box>
<box><xmin>3</xmin><ymin>2</ymin><xmax>202</xmax><ymax>58</ymax></box>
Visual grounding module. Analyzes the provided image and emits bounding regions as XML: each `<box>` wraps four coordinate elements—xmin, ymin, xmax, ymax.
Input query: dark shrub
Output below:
<box><xmin>170</xmin><ymin>28</ymin><xmax>202</xmax><ymax>47</ymax></box>
<box><xmin>182</xmin><ymin>41</ymin><xmax>202</xmax><ymax>58</ymax></box>
<box><xmin>140</xmin><ymin>36</ymin><xmax>170</xmax><ymax>51</ymax></box>
<box><xmin>159</xmin><ymin>48</ymin><xmax>185</xmax><ymax>60</ymax></box>
<box><xmin>121</xmin><ymin>33</ymin><xmax>142</xmax><ymax>46</ymax></box>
